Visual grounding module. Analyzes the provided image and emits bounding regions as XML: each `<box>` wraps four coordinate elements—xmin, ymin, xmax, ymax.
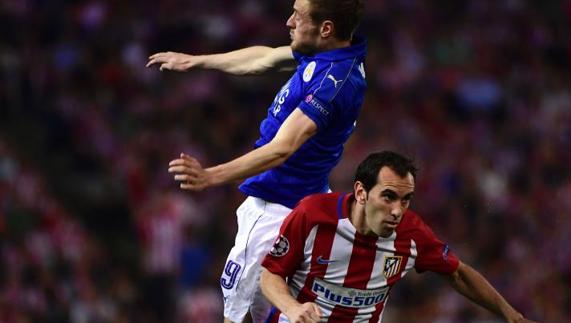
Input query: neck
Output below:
<box><xmin>349</xmin><ymin>198</ymin><xmax>393</xmax><ymax>238</ymax></box>
<box><xmin>349</xmin><ymin>199</ymin><xmax>372</xmax><ymax>236</ymax></box>
<box><xmin>317</xmin><ymin>37</ymin><xmax>352</xmax><ymax>52</ymax></box>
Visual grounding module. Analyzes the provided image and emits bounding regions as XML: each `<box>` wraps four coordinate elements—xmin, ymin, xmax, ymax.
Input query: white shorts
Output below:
<box><xmin>221</xmin><ymin>196</ymin><xmax>292</xmax><ymax>323</ymax></box>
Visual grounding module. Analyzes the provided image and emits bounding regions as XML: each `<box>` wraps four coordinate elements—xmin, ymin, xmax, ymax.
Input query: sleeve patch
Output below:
<box><xmin>269</xmin><ymin>235</ymin><xmax>290</xmax><ymax>257</ymax></box>
<box><xmin>303</xmin><ymin>61</ymin><xmax>317</xmax><ymax>82</ymax></box>
<box><xmin>304</xmin><ymin>94</ymin><xmax>330</xmax><ymax>116</ymax></box>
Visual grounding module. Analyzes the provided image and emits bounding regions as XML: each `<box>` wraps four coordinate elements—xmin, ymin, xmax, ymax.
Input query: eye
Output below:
<box><xmin>401</xmin><ymin>195</ymin><xmax>413</xmax><ymax>207</ymax></box>
<box><xmin>381</xmin><ymin>193</ymin><xmax>397</xmax><ymax>203</ymax></box>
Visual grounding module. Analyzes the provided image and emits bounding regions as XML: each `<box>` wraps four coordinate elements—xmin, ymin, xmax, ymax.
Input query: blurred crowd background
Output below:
<box><xmin>1</xmin><ymin>0</ymin><xmax>570</xmax><ymax>322</ymax></box>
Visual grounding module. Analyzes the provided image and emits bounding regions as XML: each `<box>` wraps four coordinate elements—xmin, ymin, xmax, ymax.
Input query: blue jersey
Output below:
<box><xmin>239</xmin><ymin>37</ymin><xmax>367</xmax><ymax>209</ymax></box>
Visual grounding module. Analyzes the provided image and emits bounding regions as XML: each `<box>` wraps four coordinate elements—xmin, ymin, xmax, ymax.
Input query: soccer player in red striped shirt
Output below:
<box><xmin>261</xmin><ymin>151</ymin><xmax>538</xmax><ymax>323</ymax></box>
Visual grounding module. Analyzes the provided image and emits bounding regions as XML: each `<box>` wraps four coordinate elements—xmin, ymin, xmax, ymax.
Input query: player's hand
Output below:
<box><xmin>508</xmin><ymin>313</ymin><xmax>540</xmax><ymax>323</ymax></box>
<box><xmin>168</xmin><ymin>153</ymin><xmax>211</xmax><ymax>191</ymax></box>
<box><xmin>146</xmin><ymin>52</ymin><xmax>199</xmax><ymax>71</ymax></box>
<box><xmin>510</xmin><ymin>318</ymin><xmax>540</xmax><ymax>323</ymax></box>
<box><xmin>285</xmin><ymin>302</ymin><xmax>322</xmax><ymax>323</ymax></box>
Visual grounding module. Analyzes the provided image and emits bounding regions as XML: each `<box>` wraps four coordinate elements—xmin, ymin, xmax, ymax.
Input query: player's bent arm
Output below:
<box><xmin>147</xmin><ymin>46</ymin><xmax>295</xmax><ymax>75</ymax></box>
<box><xmin>260</xmin><ymin>268</ymin><xmax>321</xmax><ymax>323</ymax></box>
<box><xmin>205</xmin><ymin>108</ymin><xmax>317</xmax><ymax>186</ymax></box>
<box><xmin>443</xmin><ymin>261</ymin><xmax>538</xmax><ymax>323</ymax></box>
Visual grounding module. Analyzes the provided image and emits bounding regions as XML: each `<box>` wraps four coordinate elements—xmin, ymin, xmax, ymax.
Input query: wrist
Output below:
<box><xmin>205</xmin><ymin>166</ymin><xmax>222</xmax><ymax>186</ymax></box>
<box><xmin>192</xmin><ymin>54</ymin><xmax>209</xmax><ymax>69</ymax></box>
<box><xmin>283</xmin><ymin>302</ymin><xmax>301</xmax><ymax>319</ymax></box>
<box><xmin>504</xmin><ymin>309</ymin><xmax>523</xmax><ymax>322</ymax></box>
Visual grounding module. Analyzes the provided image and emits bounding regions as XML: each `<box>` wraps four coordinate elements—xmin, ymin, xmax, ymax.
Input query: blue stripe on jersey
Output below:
<box><xmin>239</xmin><ymin>37</ymin><xmax>367</xmax><ymax>209</ymax></box>
<box><xmin>336</xmin><ymin>194</ymin><xmax>344</xmax><ymax>220</ymax></box>
<box><xmin>264</xmin><ymin>307</ymin><xmax>278</xmax><ymax>323</ymax></box>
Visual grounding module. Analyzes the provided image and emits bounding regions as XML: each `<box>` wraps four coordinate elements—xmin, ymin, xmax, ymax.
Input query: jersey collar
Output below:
<box><xmin>294</xmin><ymin>35</ymin><xmax>367</xmax><ymax>62</ymax></box>
<box><xmin>337</xmin><ymin>193</ymin><xmax>354</xmax><ymax>220</ymax></box>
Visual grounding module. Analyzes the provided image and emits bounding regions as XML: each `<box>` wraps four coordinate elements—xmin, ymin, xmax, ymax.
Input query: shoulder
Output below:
<box><xmin>296</xmin><ymin>193</ymin><xmax>343</xmax><ymax>223</ymax></box>
<box><xmin>396</xmin><ymin>209</ymin><xmax>432</xmax><ymax>237</ymax></box>
<box><xmin>300</xmin><ymin>60</ymin><xmax>363</xmax><ymax>103</ymax></box>
<box><xmin>311</xmin><ymin>58</ymin><xmax>359</xmax><ymax>82</ymax></box>
<box><xmin>397</xmin><ymin>209</ymin><xmax>448</xmax><ymax>249</ymax></box>
<box><xmin>298</xmin><ymin>192</ymin><xmax>341</xmax><ymax>210</ymax></box>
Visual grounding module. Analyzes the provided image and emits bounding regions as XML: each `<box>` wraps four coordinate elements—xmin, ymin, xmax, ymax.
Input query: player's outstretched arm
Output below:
<box><xmin>260</xmin><ymin>268</ymin><xmax>322</xmax><ymax>323</ymax></box>
<box><xmin>168</xmin><ymin>108</ymin><xmax>317</xmax><ymax>191</ymax></box>
<box><xmin>146</xmin><ymin>46</ymin><xmax>296</xmax><ymax>75</ymax></box>
<box><xmin>443</xmin><ymin>261</ymin><xmax>539</xmax><ymax>323</ymax></box>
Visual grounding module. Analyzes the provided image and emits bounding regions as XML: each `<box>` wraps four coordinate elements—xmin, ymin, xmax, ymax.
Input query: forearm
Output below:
<box><xmin>260</xmin><ymin>268</ymin><xmax>303</xmax><ymax>316</ymax></box>
<box><xmin>449</xmin><ymin>262</ymin><xmax>522</xmax><ymax>321</ymax></box>
<box><xmin>198</xmin><ymin>46</ymin><xmax>287</xmax><ymax>75</ymax></box>
<box><xmin>206</xmin><ymin>142</ymin><xmax>290</xmax><ymax>186</ymax></box>
<box><xmin>205</xmin><ymin>108</ymin><xmax>315</xmax><ymax>187</ymax></box>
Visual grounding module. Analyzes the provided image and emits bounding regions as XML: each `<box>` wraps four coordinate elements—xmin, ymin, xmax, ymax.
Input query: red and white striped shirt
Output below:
<box><xmin>262</xmin><ymin>192</ymin><xmax>459</xmax><ymax>323</ymax></box>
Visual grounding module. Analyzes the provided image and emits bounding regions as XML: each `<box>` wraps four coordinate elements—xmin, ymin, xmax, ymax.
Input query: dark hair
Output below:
<box><xmin>354</xmin><ymin>151</ymin><xmax>418</xmax><ymax>192</ymax></box>
<box><xmin>308</xmin><ymin>0</ymin><xmax>363</xmax><ymax>41</ymax></box>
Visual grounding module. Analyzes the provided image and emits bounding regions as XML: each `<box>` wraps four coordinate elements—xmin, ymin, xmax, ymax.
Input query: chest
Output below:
<box><xmin>302</xmin><ymin>226</ymin><xmax>417</xmax><ymax>289</ymax></box>
<box><xmin>269</xmin><ymin>72</ymin><xmax>306</xmax><ymax>120</ymax></box>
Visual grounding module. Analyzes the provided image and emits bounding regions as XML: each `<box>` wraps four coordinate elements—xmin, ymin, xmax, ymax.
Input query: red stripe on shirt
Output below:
<box><xmin>265</xmin><ymin>308</ymin><xmax>281</xmax><ymax>323</ymax></box>
<box><xmin>297</xmin><ymin>223</ymin><xmax>338</xmax><ymax>303</ymax></box>
<box><xmin>388</xmin><ymin>236</ymin><xmax>412</xmax><ymax>286</ymax></box>
<box><xmin>367</xmin><ymin>235</ymin><xmax>412</xmax><ymax>322</ymax></box>
<box><xmin>328</xmin><ymin>232</ymin><xmax>378</xmax><ymax>322</ymax></box>
<box><xmin>369</xmin><ymin>299</ymin><xmax>386</xmax><ymax>323</ymax></box>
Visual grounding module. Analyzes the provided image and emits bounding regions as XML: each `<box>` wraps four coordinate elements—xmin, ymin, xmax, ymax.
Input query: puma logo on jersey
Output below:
<box><xmin>327</xmin><ymin>74</ymin><xmax>342</xmax><ymax>88</ymax></box>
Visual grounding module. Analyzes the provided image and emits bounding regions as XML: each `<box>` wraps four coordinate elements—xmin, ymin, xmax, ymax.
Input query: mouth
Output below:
<box><xmin>384</xmin><ymin>221</ymin><xmax>399</xmax><ymax>228</ymax></box>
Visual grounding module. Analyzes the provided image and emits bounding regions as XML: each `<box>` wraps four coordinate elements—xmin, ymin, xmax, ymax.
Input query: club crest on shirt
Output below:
<box><xmin>269</xmin><ymin>235</ymin><xmax>290</xmax><ymax>257</ymax></box>
<box><xmin>383</xmin><ymin>256</ymin><xmax>403</xmax><ymax>279</ymax></box>
<box><xmin>303</xmin><ymin>61</ymin><xmax>316</xmax><ymax>82</ymax></box>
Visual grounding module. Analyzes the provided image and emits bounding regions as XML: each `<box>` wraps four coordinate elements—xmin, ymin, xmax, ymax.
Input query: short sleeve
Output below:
<box><xmin>414</xmin><ymin>221</ymin><xmax>460</xmax><ymax>274</ymax></box>
<box><xmin>298</xmin><ymin>63</ymin><xmax>350</xmax><ymax>130</ymax></box>
<box><xmin>262</xmin><ymin>204</ymin><xmax>310</xmax><ymax>278</ymax></box>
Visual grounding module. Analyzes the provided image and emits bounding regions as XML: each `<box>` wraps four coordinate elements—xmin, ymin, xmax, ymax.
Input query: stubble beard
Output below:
<box><xmin>292</xmin><ymin>40</ymin><xmax>319</xmax><ymax>55</ymax></box>
<box><xmin>290</xmin><ymin>28</ymin><xmax>320</xmax><ymax>55</ymax></box>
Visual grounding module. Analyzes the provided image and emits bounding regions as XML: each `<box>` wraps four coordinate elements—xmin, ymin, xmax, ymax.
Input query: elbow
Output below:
<box><xmin>227</xmin><ymin>67</ymin><xmax>252</xmax><ymax>76</ymax></box>
<box><xmin>241</xmin><ymin>65</ymin><xmax>267</xmax><ymax>76</ymax></box>
<box><xmin>272</xmin><ymin>144</ymin><xmax>295</xmax><ymax>163</ymax></box>
<box><xmin>227</xmin><ymin>59</ymin><xmax>267</xmax><ymax>75</ymax></box>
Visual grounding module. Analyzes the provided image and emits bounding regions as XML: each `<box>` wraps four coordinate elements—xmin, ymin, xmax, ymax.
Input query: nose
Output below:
<box><xmin>286</xmin><ymin>13</ymin><xmax>295</xmax><ymax>28</ymax></box>
<box><xmin>390</xmin><ymin>205</ymin><xmax>403</xmax><ymax>220</ymax></box>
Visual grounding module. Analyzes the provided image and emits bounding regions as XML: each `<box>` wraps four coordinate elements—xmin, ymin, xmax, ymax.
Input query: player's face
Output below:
<box><xmin>286</xmin><ymin>0</ymin><xmax>321</xmax><ymax>54</ymax></box>
<box><xmin>362</xmin><ymin>167</ymin><xmax>415</xmax><ymax>238</ymax></box>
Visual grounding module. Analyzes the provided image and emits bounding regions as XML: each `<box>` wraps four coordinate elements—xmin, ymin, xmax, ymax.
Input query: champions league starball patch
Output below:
<box><xmin>269</xmin><ymin>235</ymin><xmax>290</xmax><ymax>257</ymax></box>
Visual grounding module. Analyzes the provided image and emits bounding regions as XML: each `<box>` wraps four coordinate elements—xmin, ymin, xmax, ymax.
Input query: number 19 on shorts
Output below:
<box><xmin>220</xmin><ymin>260</ymin><xmax>242</xmax><ymax>289</ymax></box>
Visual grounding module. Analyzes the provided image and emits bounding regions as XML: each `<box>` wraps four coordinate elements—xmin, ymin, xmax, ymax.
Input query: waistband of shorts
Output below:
<box><xmin>246</xmin><ymin>196</ymin><xmax>292</xmax><ymax>215</ymax></box>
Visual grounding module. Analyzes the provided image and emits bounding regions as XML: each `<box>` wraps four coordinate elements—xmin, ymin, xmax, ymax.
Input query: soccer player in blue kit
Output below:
<box><xmin>147</xmin><ymin>1</ymin><xmax>366</xmax><ymax>322</ymax></box>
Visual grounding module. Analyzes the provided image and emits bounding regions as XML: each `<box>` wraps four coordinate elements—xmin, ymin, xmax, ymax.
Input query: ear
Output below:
<box><xmin>320</xmin><ymin>20</ymin><xmax>334</xmax><ymax>38</ymax></box>
<box><xmin>354</xmin><ymin>181</ymin><xmax>367</xmax><ymax>205</ymax></box>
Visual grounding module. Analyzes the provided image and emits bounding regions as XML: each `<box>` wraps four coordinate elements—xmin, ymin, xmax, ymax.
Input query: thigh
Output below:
<box><xmin>221</xmin><ymin>197</ymin><xmax>291</xmax><ymax>322</ymax></box>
